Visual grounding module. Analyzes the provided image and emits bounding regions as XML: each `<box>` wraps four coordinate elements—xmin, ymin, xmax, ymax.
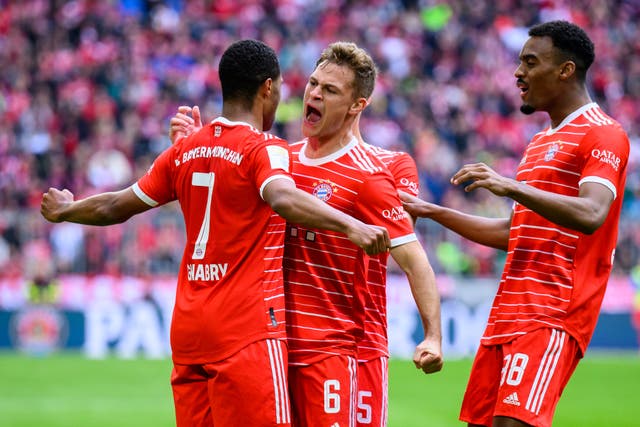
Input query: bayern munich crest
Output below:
<box><xmin>545</xmin><ymin>142</ymin><xmax>560</xmax><ymax>161</ymax></box>
<box><xmin>312</xmin><ymin>180</ymin><xmax>338</xmax><ymax>201</ymax></box>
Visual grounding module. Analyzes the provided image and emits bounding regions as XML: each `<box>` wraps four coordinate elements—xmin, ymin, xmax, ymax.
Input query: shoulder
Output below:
<box><xmin>235</xmin><ymin>124</ymin><xmax>284</xmax><ymax>143</ymax></box>
<box><xmin>581</xmin><ymin>113</ymin><xmax>630</xmax><ymax>155</ymax></box>
<box><xmin>388</xmin><ymin>151</ymin><xmax>416</xmax><ymax>170</ymax></box>
<box><xmin>233</xmin><ymin>127</ymin><xmax>290</xmax><ymax>155</ymax></box>
<box><xmin>176</xmin><ymin>124</ymin><xmax>212</xmax><ymax>151</ymax></box>
<box><xmin>348</xmin><ymin>144</ymin><xmax>391</xmax><ymax>175</ymax></box>
<box><xmin>362</xmin><ymin>142</ymin><xmax>414</xmax><ymax>166</ymax></box>
<box><xmin>576</xmin><ymin>106</ymin><xmax>626</xmax><ymax>138</ymax></box>
<box><xmin>260</xmin><ymin>131</ymin><xmax>288</xmax><ymax>145</ymax></box>
<box><xmin>285</xmin><ymin>140</ymin><xmax>307</xmax><ymax>161</ymax></box>
<box><xmin>289</xmin><ymin>139</ymin><xmax>305</xmax><ymax>149</ymax></box>
<box><xmin>584</xmin><ymin>119</ymin><xmax>628</xmax><ymax>141</ymax></box>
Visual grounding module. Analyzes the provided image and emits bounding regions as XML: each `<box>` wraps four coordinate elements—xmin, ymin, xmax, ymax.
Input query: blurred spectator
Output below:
<box><xmin>0</xmin><ymin>0</ymin><xmax>638</xmax><ymax>279</ymax></box>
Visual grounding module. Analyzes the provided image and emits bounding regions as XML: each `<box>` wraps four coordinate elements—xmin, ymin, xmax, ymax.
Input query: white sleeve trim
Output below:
<box><xmin>390</xmin><ymin>233</ymin><xmax>418</xmax><ymax>248</ymax></box>
<box><xmin>131</xmin><ymin>183</ymin><xmax>159</xmax><ymax>207</ymax></box>
<box><xmin>259</xmin><ymin>174</ymin><xmax>295</xmax><ymax>200</ymax></box>
<box><xmin>579</xmin><ymin>176</ymin><xmax>617</xmax><ymax>199</ymax></box>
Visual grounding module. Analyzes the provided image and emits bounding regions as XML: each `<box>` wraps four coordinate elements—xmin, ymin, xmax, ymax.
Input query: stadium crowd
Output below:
<box><xmin>0</xmin><ymin>0</ymin><xmax>638</xmax><ymax>283</ymax></box>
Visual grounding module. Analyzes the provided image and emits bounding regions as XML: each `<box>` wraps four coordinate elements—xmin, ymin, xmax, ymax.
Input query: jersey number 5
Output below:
<box><xmin>356</xmin><ymin>390</ymin><xmax>372</xmax><ymax>424</ymax></box>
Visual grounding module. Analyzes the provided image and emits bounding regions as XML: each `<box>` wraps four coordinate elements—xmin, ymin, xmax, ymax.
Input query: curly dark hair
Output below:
<box><xmin>529</xmin><ymin>20</ymin><xmax>595</xmax><ymax>82</ymax></box>
<box><xmin>219</xmin><ymin>39</ymin><xmax>280</xmax><ymax>108</ymax></box>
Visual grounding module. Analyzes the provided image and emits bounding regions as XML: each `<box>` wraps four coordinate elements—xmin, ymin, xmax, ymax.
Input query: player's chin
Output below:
<box><xmin>520</xmin><ymin>103</ymin><xmax>536</xmax><ymax>115</ymax></box>
<box><xmin>301</xmin><ymin>121</ymin><xmax>320</xmax><ymax>137</ymax></box>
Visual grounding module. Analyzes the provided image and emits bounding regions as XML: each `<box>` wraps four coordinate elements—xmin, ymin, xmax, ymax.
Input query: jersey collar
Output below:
<box><xmin>546</xmin><ymin>102</ymin><xmax>598</xmax><ymax>135</ymax></box>
<box><xmin>211</xmin><ymin>116</ymin><xmax>256</xmax><ymax>130</ymax></box>
<box><xmin>299</xmin><ymin>136</ymin><xmax>359</xmax><ymax>166</ymax></box>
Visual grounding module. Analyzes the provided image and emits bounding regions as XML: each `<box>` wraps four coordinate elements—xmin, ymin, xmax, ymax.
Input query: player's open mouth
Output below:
<box><xmin>305</xmin><ymin>105</ymin><xmax>322</xmax><ymax>124</ymax></box>
<box><xmin>517</xmin><ymin>80</ymin><xmax>529</xmax><ymax>97</ymax></box>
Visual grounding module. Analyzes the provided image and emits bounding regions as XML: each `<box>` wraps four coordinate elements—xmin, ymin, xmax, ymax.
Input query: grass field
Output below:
<box><xmin>0</xmin><ymin>352</ymin><xmax>638</xmax><ymax>426</ymax></box>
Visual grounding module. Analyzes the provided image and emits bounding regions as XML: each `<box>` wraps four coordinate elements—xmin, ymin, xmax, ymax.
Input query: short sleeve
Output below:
<box><xmin>354</xmin><ymin>169</ymin><xmax>416</xmax><ymax>248</ymax></box>
<box><xmin>249</xmin><ymin>138</ymin><xmax>295</xmax><ymax>199</ymax></box>
<box><xmin>578</xmin><ymin>125</ymin><xmax>630</xmax><ymax>199</ymax></box>
<box><xmin>388</xmin><ymin>152</ymin><xmax>420</xmax><ymax>196</ymax></box>
<box><xmin>134</xmin><ymin>145</ymin><xmax>178</xmax><ymax>206</ymax></box>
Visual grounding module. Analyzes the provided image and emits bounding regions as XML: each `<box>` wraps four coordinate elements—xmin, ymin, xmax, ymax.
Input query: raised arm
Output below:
<box><xmin>389</xmin><ymin>240</ymin><xmax>443</xmax><ymax>374</ymax></box>
<box><xmin>41</xmin><ymin>187</ymin><xmax>152</xmax><ymax>225</ymax></box>
<box><xmin>263</xmin><ymin>178</ymin><xmax>390</xmax><ymax>255</ymax></box>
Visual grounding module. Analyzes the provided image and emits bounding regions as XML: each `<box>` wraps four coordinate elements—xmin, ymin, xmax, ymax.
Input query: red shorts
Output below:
<box><xmin>460</xmin><ymin>328</ymin><xmax>580</xmax><ymax>427</ymax></box>
<box><xmin>289</xmin><ymin>354</ymin><xmax>358</xmax><ymax>427</ymax></box>
<box><xmin>356</xmin><ymin>357</ymin><xmax>389</xmax><ymax>426</ymax></box>
<box><xmin>171</xmin><ymin>339</ymin><xmax>290</xmax><ymax>427</ymax></box>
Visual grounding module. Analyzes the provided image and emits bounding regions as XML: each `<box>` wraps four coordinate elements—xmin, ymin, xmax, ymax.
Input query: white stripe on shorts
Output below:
<box><xmin>525</xmin><ymin>330</ymin><xmax>566</xmax><ymax>414</ymax></box>
<box><xmin>267</xmin><ymin>339</ymin><xmax>291</xmax><ymax>424</ymax></box>
<box><xmin>380</xmin><ymin>357</ymin><xmax>388</xmax><ymax>427</ymax></box>
<box><xmin>349</xmin><ymin>356</ymin><xmax>358</xmax><ymax>427</ymax></box>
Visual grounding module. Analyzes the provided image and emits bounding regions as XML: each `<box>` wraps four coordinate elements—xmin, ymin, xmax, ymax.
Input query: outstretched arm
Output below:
<box><xmin>390</xmin><ymin>240</ymin><xmax>443</xmax><ymax>374</ymax></box>
<box><xmin>452</xmin><ymin>162</ymin><xmax>614</xmax><ymax>234</ymax></box>
<box><xmin>41</xmin><ymin>187</ymin><xmax>152</xmax><ymax>225</ymax></box>
<box><xmin>400</xmin><ymin>191</ymin><xmax>511</xmax><ymax>251</ymax></box>
<box><xmin>263</xmin><ymin>178</ymin><xmax>390</xmax><ymax>255</ymax></box>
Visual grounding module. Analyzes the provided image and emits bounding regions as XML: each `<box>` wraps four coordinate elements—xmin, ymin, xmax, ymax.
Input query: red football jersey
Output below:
<box><xmin>482</xmin><ymin>103</ymin><xmax>629</xmax><ymax>353</ymax></box>
<box><xmin>284</xmin><ymin>137</ymin><xmax>417</xmax><ymax>365</ymax></box>
<box><xmin>362</xmin><ymin>143</ymin><xmax>420</xmax><ymax>197</ymax></box>
<box><xmin>358</xmin><ymin>143</ymin><xmax>420</xmax><ymax>361</ymax></box>
<box><xmin>133</xmin><ymin>117</ymin><xmax>293</xmax><ymax>364</ymax></box>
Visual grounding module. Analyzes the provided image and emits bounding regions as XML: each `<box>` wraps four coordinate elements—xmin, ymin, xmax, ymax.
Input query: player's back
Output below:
<box><xmin>135</xmin><ymin>117</ymin><xmax>291</xmax><ymax>364</ymax></box>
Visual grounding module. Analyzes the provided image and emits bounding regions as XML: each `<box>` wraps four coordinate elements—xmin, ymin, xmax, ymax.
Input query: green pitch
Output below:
<box><xmin>0</xmin><ymin>352</ymin><xmax>638</xmax><ymax>426</ymax></box>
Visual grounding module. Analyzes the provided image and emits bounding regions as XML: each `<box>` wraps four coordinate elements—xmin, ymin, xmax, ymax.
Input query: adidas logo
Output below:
<box><xmin>503</xmin><ymin>392</ymin><xmax>520</xmax><ymax>406</ymax></box>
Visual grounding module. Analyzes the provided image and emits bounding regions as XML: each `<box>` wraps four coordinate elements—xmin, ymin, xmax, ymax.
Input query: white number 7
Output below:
<box><xmin>191</xmin><ymin>172</ymin><xmax>215</xmax><ymax>260</ymax></box>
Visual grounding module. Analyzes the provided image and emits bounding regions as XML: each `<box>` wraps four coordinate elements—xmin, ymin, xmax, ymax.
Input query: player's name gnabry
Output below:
<box><xmin>187</xmin><ymin>263</ymin><xmax>229</xmax><ymax>281</ymax></box>
<box><xmin>181</xmin><ymin>146</ymin><xmax>243</xmax><ymax>166</ymax></box>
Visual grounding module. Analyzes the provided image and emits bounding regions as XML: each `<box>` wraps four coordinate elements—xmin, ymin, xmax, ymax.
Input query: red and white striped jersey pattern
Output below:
<box><xmin>284</xmin><ymin>137</ymin><xmax>416</xmax><ymax>365</ymax></box>
<box><xmin>358</xmin><ymin>143</ymin><xmax>420</xmax><ymax>361</ymax></box>
<box><xmin>133</xmin><ymin>117</ymin><xmax>292</xmax><ymax>364</ymax></box>
<box><xmin>362</xmin><ymin>143</ymin><xmax>420</xmax><ymax>198</ymax></box>
<box><xmin>482</xmin><ymin>103</ymin><xmax>630</xmax><ymax>353</ymax></box>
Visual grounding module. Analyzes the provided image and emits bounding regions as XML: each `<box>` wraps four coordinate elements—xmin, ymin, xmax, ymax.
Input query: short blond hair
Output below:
<box><xmin>316</xmin><ymin>41</ymin><xmax>377</xmax><ymax>100</ymax></box>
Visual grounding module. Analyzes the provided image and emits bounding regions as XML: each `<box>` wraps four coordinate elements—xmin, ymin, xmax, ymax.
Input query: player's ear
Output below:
<box><xmin>349</xmin><ymin>97</ymin><xmax>367</xmax><ymax>115</ymax></box>
<box><xmin>559</xmin><ymin>61</ymin><xmax>576</xmax><ymax>81</ymax></box>
<box><xmin>260</xmin><ymin>78</ymin><xmax>273</xmax><ymax>98</ymax></box>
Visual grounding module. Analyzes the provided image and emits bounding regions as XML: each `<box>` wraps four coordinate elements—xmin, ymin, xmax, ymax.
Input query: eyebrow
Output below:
<box><xmin>519</xmin><ymin>53</ymin><xmax>538</xmax><ymax>61</ymax></box>
<box><xmin>309</xmin><ymin>76</ymin><xmax>343</xmax><ymax>92</ymax></box>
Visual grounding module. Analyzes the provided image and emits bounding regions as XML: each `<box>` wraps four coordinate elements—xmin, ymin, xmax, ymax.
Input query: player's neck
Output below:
<box><xmin>547</xmin><ymin>89</ymin><xmax>592</xmax><ymax>129</ymax></box>
<box><xmin>221</xmin><ymin>103</ymin><xmax>262</xmax><ymax>130</ymax></box>
<box><xmin>305</xmin><ymin>130</ymin><xmax>354</xmax><ymax>159</ymax></box>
